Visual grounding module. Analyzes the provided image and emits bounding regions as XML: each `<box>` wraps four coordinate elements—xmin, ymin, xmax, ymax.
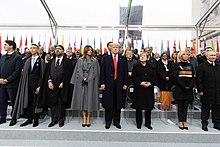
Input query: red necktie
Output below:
<box><xmin>113</xmin><ymin>54</ymin><xmax>117</xmax><ymax>80</ymax></box>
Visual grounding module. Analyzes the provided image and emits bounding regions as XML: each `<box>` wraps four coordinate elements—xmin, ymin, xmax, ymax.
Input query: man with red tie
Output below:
<box><xmin>100</xmin><ymin>43</ymin><xmax>128</xmax><ymax>129</ymax></box>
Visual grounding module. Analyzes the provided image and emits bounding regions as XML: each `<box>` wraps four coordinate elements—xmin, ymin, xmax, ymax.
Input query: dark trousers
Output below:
<box><xmin>0</xmin><ymin>87</ymin><xmax>17</xmax><ymax>120</ymax></box>
<box><xmin>25</xmin><ymin>87</ymin><xmax>39</xmax><ymax>121</ymax></box>
<box><xmin>136</xmin><ymin>109</ymin><xmax>151</xmax><ymax>126</ymax></box>
<box><xmin>51</xmin><ymin>97</ymin><xmax>65</xmax><ymax>123</ymax></box>
<box><xmin>177</xmin><ymin>100</ymin><xmax>189</xmax><ymax>122</ymax></box>
<box><xmin>201</xmin><ymin>103</ymin><xmax>220</xmax><ymax>127</ymax></box>
<box><xmin>105</xmin><ymin>85</ymin><xmax>121</xmax><ymax>126</ymax></box>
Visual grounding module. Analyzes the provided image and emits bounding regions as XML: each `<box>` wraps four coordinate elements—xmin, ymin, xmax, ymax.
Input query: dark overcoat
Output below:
<box><xmin>196</xmin><ymin>61</ymin><xmax>220</xmax><ymax>104</ymax></box>
<box><xmin>37</xmin><ymin>57</ymin><xmax>74</xmax><ymax>108</ymax></box>
<box><xmin>100</xmin><ymin>54</ymin><xmax>128</xmax><ymax>109</ymax></box>
<box><xmin>173</xmin><ymin>62</ymin><xmax>195</xmax><ymax>101</ymax></box>
<box><xmin>132</xmin><ymin>62</ymin><xmax>157</xmax><ymax>110</ymax></box>
<box><xmin>157</xmin><ymin>60</ymin><xmax>174</xmax><ymax>91</ymax></box>
<box><xmin>12</xmin><ymin>57</ymin><xmax>45</xmax><ymax>119</ymax></box>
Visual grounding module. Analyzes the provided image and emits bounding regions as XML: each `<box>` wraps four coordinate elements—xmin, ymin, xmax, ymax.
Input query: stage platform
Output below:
<box><xmin>0</xmin><ymin>107</ymin><xmax>220</xmax><ymax>147</ymax></box>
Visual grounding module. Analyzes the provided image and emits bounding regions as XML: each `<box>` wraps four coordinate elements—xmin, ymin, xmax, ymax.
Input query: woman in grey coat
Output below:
<box><xmin>70</xmin><ymin>45</ymin><xmax>100</xmax><ymax>127</ymax></box>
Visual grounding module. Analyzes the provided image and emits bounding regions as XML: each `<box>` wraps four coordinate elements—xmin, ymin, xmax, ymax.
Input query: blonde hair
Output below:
<box><xmin>177</xmin><ymin>51</ymin><xmax>190</xmax><ymax>63</ymax></box>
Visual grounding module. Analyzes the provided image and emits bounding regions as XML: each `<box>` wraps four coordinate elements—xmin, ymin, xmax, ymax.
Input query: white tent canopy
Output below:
<box><xmin>0</xmin><ymin>0</ymin><xmax>219</xmax><ymax>53</ymax></box>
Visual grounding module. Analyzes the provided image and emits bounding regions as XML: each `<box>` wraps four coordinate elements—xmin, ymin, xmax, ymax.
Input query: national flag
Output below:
<box><xmin>38</xmin><ymin>35</ymin><xmax>41</xmax><ymax>46</ymax></box>
<box><xmin>160</xmin><ymin>40</ymin><xmax>164</xmax><ymax>55</ymax></box>
<box><xmin>104</xmin><ymin>47</ymin><xmax>107</xmax><ymax>54</ymax></box>
<box><xmin>211</xmin><ymin>39</ymin><xmax>215</xmax><ymax>51</ymax></box>
<box><xmin>147</xmin><ymin>37</ymin><xmax>149</xmax><ymax>47</ymax></box>
<box><xmin>192</xmin><ymin>39</ymin><xmax>197</xmax><ymax>55</ymax></box>
<box><xmin>48</xmin><ymin>37</ymin><xmax>52</xmax><ymax>53</ymax></box>
<box><xmin>13</xmin><ymin>35</ymin><xmax>15</xmax><ymax>42</ymax></box>
<box><xmin>173</xmin><ymin>39</ymin><xmax>176</xmax><ymax>53</ymax></box>
<box><xmin>100</xmin><ymin>38</ymin><xmax>102</xmax><ymax>55</ymax></box>
<box><xmin>216</xmin><ymin>39</ymin><xmax>219</xmax><ymax>53</ymax></box>
<box><xmin>167</xmin><ymin>40</ymin><xmax>170</xmax><ymax>58</ymax></box>
<box><xmin>56</xmin><ymin>37</ymin><xmax>58</xmax><ymax>45</ymax></box>
<box><xmin>68</xmin><ymin>36</ymin><xmax>71</xmax><ymax>48</ymax></box>
<box><xmin>93</xmin><ymin>38</ymin><xmax>96</xmax><ymax>50</ymax></box>
<box><xmin>135</xmin><ymin>36</ymin><xmax>138</xmax><ymax>49</ymax></box>
<box><xmin>31</xmin><ymin>35</ymin><xmax>33</xmax><ymax>44</ymax></box>
<box><xmin>178</xmin><ymin>39</ymin><xmax>181</xmax><ymax>51</ymax></box>
<box><xmin>204</xmin><ymin>39</ymin><xmax>206</xmax><ymax>50</ymax></box>
<box><xmin>25</xmin><ymin>35</ymin><xmax>28</xmax><ymax>47</ymax></box>
<box><xmin>80</xmin><ymin>37</ymin><xmax>83</xmax><ymax>54</ymax></box>
<box><xmin>0</xmin><ymin>35</ymin><xmax>2</xmax><ymax>52</ymax></box>
<box><xmin>74</xmin><ymin>37</ymin><xmax>76</xmax><ymax>53</ymax></box>
<box><xmin>199</xmin><ymin>39</ymin><xmax>202</xmax><ymax>48</ymax></box>
<box><xmin>87</xmin><ymin>37</ymin><xmax>89</xmax><ymax>44</ymax></box>
<box><xmin>19</xmin><ymin>35</ymin><xmax>22</xmax><ymax>48</ymax></box>
<box><xmin>62</xmin><ymin>35</ymin><xmax>64</xmax><ymax>47</ymax></box>
<box><xmin>141</xmin><ymin>39</ymin><xmax>144</xmax><ymax>50</ymax></box>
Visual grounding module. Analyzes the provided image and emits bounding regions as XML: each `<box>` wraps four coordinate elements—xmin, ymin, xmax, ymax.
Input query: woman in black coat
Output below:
<box><xmin>132</xmin><ymin>52</ymin><xmax>157</xmax><ymax>129</ymax></box>
<box><xmin>173</xmin><ymin>51</ymin><xmax>195</xmax><ymax>130</ymax></box>
<box><xmin>157</xmin><ymin>52</ymin><xmax>174</xmax><ymax>91</ymax></box>
<box><xmin>157</xmin><ymin>52</ymin><xmax>174</xmax><ymax>109</ymax></box>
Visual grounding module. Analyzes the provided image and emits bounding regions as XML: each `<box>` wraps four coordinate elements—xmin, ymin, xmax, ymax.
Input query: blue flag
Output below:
<box><xmin>141</xmin><ymin>40</ymin><xmax>144</xmax><ymax>50</ymax></box>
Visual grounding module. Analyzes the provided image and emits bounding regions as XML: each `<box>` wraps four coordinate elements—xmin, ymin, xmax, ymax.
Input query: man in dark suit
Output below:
<box><xmin>197</xmin><ymin>48</ymin><xmax>205</xmax><ymax>65</ymax></box>
<box><xmin>103</xmin><ymin>41</ymin><xmax>113</xmax><ymax>56</ymax></box>
<box><xmin>38</xmin><ymin>46</ymin><xmax>46</xmax><ymax>61</ymax></box>
<box><xmin>10</xmin><ymin>44</ymin><xmax>46</xmax><ymax>127</ymax></box>
<box><xmin>197</xmin><ymin>51</ymin><xmax>220</xmax><ymax>131</ymax></box>
<box><xmin>65</xmin><ymin>48</ymin><xmax>77</xmax><ymax>69</ymax></box>
<box><xmin>100</xmin><ymin>43</ymin><xmax>128</xmax><ymax>129</ymax></box>
<box><xmin>0</xmin><ymin>40</ymin><xmax>23</xmax><ymax>124</ymax></box>
<box><xmin>38</xmin><ymin>45</ymin><xmax>74</xmax><ymax>127</ymax></box>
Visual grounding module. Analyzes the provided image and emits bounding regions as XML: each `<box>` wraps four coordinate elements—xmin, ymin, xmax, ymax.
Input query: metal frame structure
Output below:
<box><xmin>0</xmin><ymin>0</ymin><xmax>220</xmax><ymax>53</ymax></box>
<box><xmin>195</xmin><ymin>0</ymin><xmax>220</xmax><ymax>51</ymax></box>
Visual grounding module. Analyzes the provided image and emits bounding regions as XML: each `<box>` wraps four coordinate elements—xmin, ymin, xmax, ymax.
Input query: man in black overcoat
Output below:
<box><xmin>10</xmin><ymin>44</ymin><xmax>46</xmax><ymax>127</ymax></box>
<box><xmin>37</xmin><ymin>45</ymin><xmax>74</xmax><ymax>127</ymax></box>
<box><xmin>196</xmin><ymin>51</ymin><xmax>220</xmax><ymax>131</ymax></box>
<box><xmin>0</xmin><ymin>40</ymin><xmax>23</xmax><ymax>124</ymax></box>
<box><xmin>100</xmin><ymin>43</ymin><xmax>128</xmax><ymax>129</ymax></box>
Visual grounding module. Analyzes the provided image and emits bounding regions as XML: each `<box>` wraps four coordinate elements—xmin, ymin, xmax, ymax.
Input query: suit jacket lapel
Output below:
<box><xmin>32</xmin><ymin>57</ymin><xmax>40</xmax><ymax>72</ymax></box>
<box><xmin>108</xmin><ymin>54</ymin><xmax>114</xmax><ymax>71</ymax></box>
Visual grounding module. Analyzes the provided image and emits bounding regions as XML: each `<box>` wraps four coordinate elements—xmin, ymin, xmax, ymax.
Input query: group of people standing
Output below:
<box><xmin>0</xmin><ymin>40</ymin><xmax>220</xmax><ymax>132</ymax></box>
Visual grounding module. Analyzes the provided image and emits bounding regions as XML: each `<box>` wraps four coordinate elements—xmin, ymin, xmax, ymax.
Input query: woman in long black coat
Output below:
<box><xmin>132</xmin><ymin>52</ymin><xmax>157</xmax><ymax>129</ymax></box>
<box><xmin>173</xmin><ymin>51</ymin><xmax>195</xmax><ymax>130</ymax></box>
<box><xmin>157</xmin><ymin>52</ymin><xmax>174</xmax><ymax>91</ymax></box>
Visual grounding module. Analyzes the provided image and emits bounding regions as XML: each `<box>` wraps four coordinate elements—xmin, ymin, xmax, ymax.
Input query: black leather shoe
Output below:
<box><xmin>146</xmin><ymin>125</ymin><xmax>153</xmax><ymax>130</ymax></box>
<box><xmin>179</xmin><ymin>126</ymin><xmax>184</xmax><ymax>130</ymax></box>
<box><xmin>48</xmin><ymin>121</ymin><xmax>58</xmax><ymax>127</ymax></box>
<box><xmin>105</xmin><ymin>125</ymin><xmax>110</xmax><ymax>129</ymax></box>
<box><xmin>9</xmin><ymin>119</ymin><xmax>17</xmax><ymax>126</ymax></box>
<box><xmin>20</xmin><ymin>120</ymin><xmax>32</xmax><ymax>127</ymax></box>
<box><xmin>114</xmin><ymin>123</ymin><xmax>121</xmax><ymax>129</ymax></box>
<box><xmin>202</xmin><ymin>126</ymin><xmax>208</xmax><ymax>131</ymax></box>
<box><xmin>33</xmin><ymin>119</ymin><xmax>39</xmax><ymax>127</ymax></box>
<box><xmin>137</xmin><ymin>124</ymin><xmax>141</xmax><ymax>129</ymax></box>
<box><xmin>184</xmin><ymin>126</ymin><xmax>188</xmax><ymax>130</ymax></box>
<box><xmin>59</xmin><ymin>122</ymin><xmax>64</xmax><ymax>127</ymax></box>
<box><xmin>145</xmin><ymin>123</ymin><xmax>153</xmax><ymax>130</ymax></box>
<box><xmin>86</xmin><ymin>124</ymin><xmax>91</xmax><ymax>127</ymax></box>
<box><xmin>213</xmin><ymin>126</ymin><xmax>220</xmax><ymax>131</ymax></box>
